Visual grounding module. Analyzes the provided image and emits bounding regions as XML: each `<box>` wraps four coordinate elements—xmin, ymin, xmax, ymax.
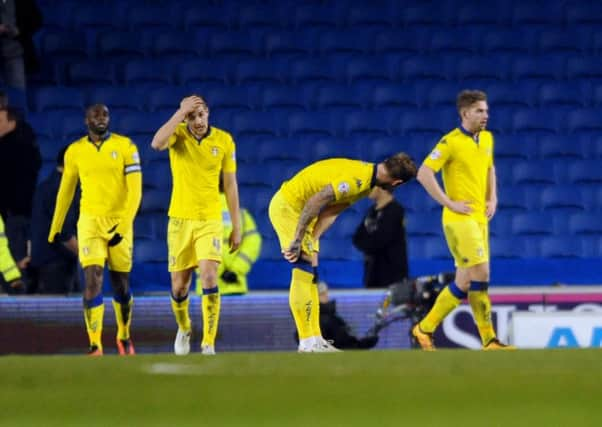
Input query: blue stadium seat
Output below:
<box><xmin>308</xmin><ymin>136</ymin><xmax>363</xmax><ymax>161</ymax></box>
<box><xmin>152</xmin><ymin>31</ymin><xmax>201</xmax><ymax>61</ymax></box>
<box><xmin>38</xmin><ymin>142</ymin><xmax>61</xmax><ymax>163</ymax></box>
<box><xmin>405</xmin><ymin>213</ymin><xmax>442</xmax><ymax>237</ymax></box>
<box><xmin>97</xmin><ymin>31</ymin><xmax>148</xmax><ymax>60</ymax></box>
<box><xmin>264</xmin><ymin>31</ymin><xmax>315</xmax><ymax>60</ymax></box>
<box><xmin>512</xmin><ymin>109</ymin><xmax>559</xmax><ymax>135</ymax></box>
<box><xmin>233</xmin><ymin>59</ymin><xmax>284</xmax><ymax>85</ymax></box>
<box><xmin>183</xmin><ymin>4</ymin><xmax>233</xmax><ymax>31</ymax></box>
<box><xmin>538</xmin><ymin>82</ymin><xmax>589</xmax><ymax>108</ymax></box>
<box><xmin>400</xmin><ymin>56</ymin><xmax>449</xmax><ymax>82</ymax></box>
<box><xmin>512</xmin><ymin>2</ymin><xmax>564</xmax><ymax>27</ymax></box>
<box><xmin>113</xmin><ymin>112</ymin><xmax>166</xmax><ymax>141</ymax></box>
<box><xmin>27</xmin><ymin>112</ymin><xmax>55</xmax><ymax>140</ymax></box>
<box><xmin>319</xmin><ymin>238</ymin><xmax>355</xmax><ymax>261</ymax></box>
<box><xmin>343</xmin><ymin>111</ymin><xmax>392</xmax><ymax>138</ymax></box>
<box><xmin>256</xmin><ymin>138</ymin><xmax>309</xmax><ymax>164</ymax></box>
<box><xmin>134</xmin><ymin>214</ymin><xmax>157</xmax><ymax>240</ymax></box>
<box><xmin>428</xmin><ymin>29</ymin><xmax>477</xmax><ymax>55</ymax></box>
<box><xmin>329</xmin><ymin>212</ymin><xmax>361</xmax><ymax>239</ymax></box>
<box><xmin>481</xmin><ymin>29</ymin><xmax>532</xmax><ymax>54</ymax></box>
<box><xmin>126</xmin><ymin>5</ymin><xmax>180</xmax><ymax>31</ymax></box>
<box><xmin>146</xmin><ymin>86</ymin><xmax>194</xmax><ymax>114</ymax></box>
<box><xmin>144</xmin><ymin>161</ymin><xmax>171</xmax><ymax>190</ymax></box>
<box><xmin>566</xmin><ymin>57</ymin><xmax>602</xmax><ymax>80</ymax></box>
<box><xmin>292</xmin><ymin>3</ymin><xmax>340</xmax><ymax>30</ymax></box>
<box><xmin>134</xmin><ymin>240</ymin><xmax>167</xmax><ymax>263</ymax></box>
<box><xmin>421</xmin><ymin>81</ymin><xmax>462</xmax><ymax>108</ymax></box>
<box><xmin>371</xmin><ymin>82</ymin><xmax>418</xmax><ymax>109</ymax></box>
<box><xmin>232</xmin><ymin>111</ymin><xmax>284</xmax><ymax>138</ymax></box>
<box><xmin>591</xmin><ymin>82</ymin><xmax>602</xmax><ymax>107</ymax></box>
<box><xmin>138</xmin><ymin>143</ymin><xmax>166</xmax><ymax>165</ymax></box>
<box><xmin>396</xmin><ymin>109</ymin><xmax>455</xmax><ymax>137</ymax></box>
<box><xmin>512</xmin><ymin>161</ymin><xmax>558</xmax><ymax>185</ymax></box>
<box><xmin>55</xmin><ymin>111</ymin><xmax>86</xmax><ymax>142</ymax></box>
<box><xmin>540</xmin><ymin>237</ymin><xmax>581</xmax><ymax>258</ymax></box>
<box><xmin>567</xmin><ymin>108</ymin><xmax>602</xmax><ymax>134</ymax></box>
<box><xmin>487</xmin><ymin>81</ymin><xmax>537</xmax><ymax>108</ymax></box>
<box><xmin>70</xmin><ymin>4</ymin><xmax>123</xmax><ymax>30</ymax></box>
<box><xmin>490</xmin><ymin>237</ymin><xmax>523</xmax><ymax>259</ymax></box>
<box><xmin>289</xmin><ymin>58</ymin><xmax>336</xmax><ymax>84</ymax></box>
<box><xmin>86</xmin><ymin>86</ymin><xmax>144</xmax><ymax>113</ymax></box>
<box><xmin>512</xmin><ymin>213</ymin><xmax>555</xmax><ymax>235</ymax></box>
<box><xmin>38</xmin><ymin>30</ymin><xmax>89</xmax><ymax>62</ymax></box>
<box><xmin>239</xmin><ymin>187</ymin><xmax>273</xmax><ymax>216</ymax></box>
<box><xmin>540</xmin><ymin>186</ymin><xmax>586</xmax><ymax>212</ymax></box>
<box><xmin>497</xmin><ymin>184</ymin><xmax>529</xmax><ymax>212</ymax></box>
<box><xmin>207</xmin><ymin>31</ymin><xmax>262</xmax><ymax>59</ymax></box>
<box><xmin>569</xmin><ymin>213</ymin><xmax>602</xmax><ymax>235</ymax></box>
<box><xmin>317</xmin><ymin>30</ymin><xmax>373</xmax><ymax>56</ymax></box>
<box><xmin>372</xmin><ymin>28</ymin><xmax>428</xmax><ymax>55</ymax></box>
<box><xmin>237</xmin><ymin>3</ymin><xmax>286</xmax><ymax>30</ymax></box>
<box><xmin>67</xmin><ymin>61</ymin><xmax>116</xmax><ymax>86</ymax></box>
<box><xmin>288</xmin><ymin>112</ymin><xmax>335</xmax><ymax>138</ymax></box>
<box><xmin>494</xmin><ymin>135</ymin><xmax>531</xmax><ymax>160</ymax></box>
<box><xmin>204</xmin><ymin>85</ymin><xmax>252</xmax><ymax>112</ymax></box>
<box><xmin>400</xmin><ymin>3</ymin><xmax>451</xmax><ymax>27</ymax></box>
<box><xmin>511</xmin><ymin>54</ymin><xmax>564</xmax><ymax>82</ymax></box>
<box><xmin>538</xmin><ymin>135</ymin><xmax>588</xmax><ymax>159</ymax></box>
<box><xmin>259</xmin><ymin>84</ymin><xmax>309</xmax><ymax>112</ymax></box>
<box><xmin>259</xmin><ymin>238</ymin><xmax>284</xmax><ymax>261</ymax></box>
<box><xmin>176</xmin><ymin>59</ymin><xmax>232</xmax><ymax>85</ymax></box>
<box><xmin>345</xmin><ymin>56</ymin><xmax>392</xmax><ymax>84</ymax></box>
<box><xmin>423</xmin><ymin>237</ymin><xmax>451</xmax><ymax>259</ymax></box>
<box><xmin>565</xmin><ymin>1</ymin><xmax>602</xmax><ymax>25</ymax></box>
<box><xmin>345</xmin><ymin>3</ymin><xmax>397</xmax><ymax>29</ymax></box>
<box><xmin>538</xmin><ymin>29</ymin><xmax>590</xmax><ymax>55</ymax></box>
<box><xmin>457</xmin><ymin>2</ymin><xmax>507</xmax><ymax>27</ymax></box>
<box><xmin>31</xmin><ymin>87</ymin><xmax>85</xmax><ymax>113</ymax></box>
<box><xmin>365</xmin><ymin>137</ymin><xmax>402</xmax><ymax>163</ymax></box>
<box><xmin>456</xmin><ymin>55</ymin><xmax>507</xmax><ymax>82</ymax></box>
<box><xmin>121</xmin><ymin>59</ymin><xmax>172</xmax><ymax>87</ymax></box>
<box><xmin>568</xmin><ymin>160</ymin><xmax>602</xmax><ymax>184</ymax></box>
<box><xmin>140</xmin><ymin>190</ymin><xmax>170</xmax><ymax>214</ymax></box>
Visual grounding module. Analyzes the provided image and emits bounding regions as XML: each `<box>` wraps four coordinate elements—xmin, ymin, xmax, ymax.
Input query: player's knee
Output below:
<box><xmin>200</xmin><ymin>269</ymin><xmax>218</xmax><ymax>287</ymax></box>
<box><xmin>469</xmin><ymin>263</ymin><xmax>490</xmax><ymax>282</ymax></box>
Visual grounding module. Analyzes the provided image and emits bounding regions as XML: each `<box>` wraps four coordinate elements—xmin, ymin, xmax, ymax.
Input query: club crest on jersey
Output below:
<box><xmin>430</xmin><ymin>149</ymin><xmax>441</xmax><ymax>160</ymax></box>
<box><xmin>338</xmin><ymin>181</ymin><xmax>350</xmax><ymax>194</ymax></box>
<box><xmin>111</xmin><ymin>151</ymin><xmax>118</xmax><ymax>159</ymax></box>
<box><xmin>211</xmin><ymin>147</ymin><xmax>219</xmax><ymax>156</ymax></box>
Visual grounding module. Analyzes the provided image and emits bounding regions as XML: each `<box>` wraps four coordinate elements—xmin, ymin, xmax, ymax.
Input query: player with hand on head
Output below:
<box><xmin>269</xmin><ymin>153</ymin><xmax>417</xmax><ymax>352</ymax></box>
<box><xmin>151</xmin><ymin>95</ymin><xmax>241</xmax><ymax>356</ymax></box>
<box><xmin>48</xmin><ymin>104</ymin><xmax>142</xmax><ymax>356</ymax></box>
<box><xmin>412</xmin><ymin>90</ymin><xmax>514</xmax><ymax>351</ymax></box>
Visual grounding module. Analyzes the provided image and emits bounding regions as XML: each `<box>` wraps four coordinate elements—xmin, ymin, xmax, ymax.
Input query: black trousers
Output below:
<box><xmin>37</xmin><ymin>259</ymin><xmax>80</xmax><ymax>294</ymax></box>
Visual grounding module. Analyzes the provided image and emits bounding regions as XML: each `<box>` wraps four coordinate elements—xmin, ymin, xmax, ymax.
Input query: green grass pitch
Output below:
<box><xmin>1</xmin><ymin>349</ymin><xmax>600</xmax><ymax>427</ymax></box>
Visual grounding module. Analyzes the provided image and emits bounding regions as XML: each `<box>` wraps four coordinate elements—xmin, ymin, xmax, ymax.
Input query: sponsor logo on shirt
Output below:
<box><xmin>429</xmin><ymin>149</ymin><xmax>441</xmax><ymax>160</ymax></box>
<box><xmin>338</xmin><ymin>182</ymin><xmax>350</xmax><ymax>194</ymax></box>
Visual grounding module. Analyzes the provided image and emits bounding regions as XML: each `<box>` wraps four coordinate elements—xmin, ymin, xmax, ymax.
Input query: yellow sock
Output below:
<box><xmin>201</xmin><ymin>288</ymin><xmax>220</xmax><ymax>346</ymax></box>
<box><xmin>112</xmin><ymin>294</ymin><xmax>133</xmax><ymax>341</ymax></box>
<box><xmin>310</xmin><ymin>280</ymin><xmax>321</xmax><ymax>337</ymax></box>
<box><xmin>171</xmin><ymin>293</ymin><xmax>191</xmax><ymax>332</ymax></box>
<box><xmin>83</xmin><ymin>295</ymin><xmax>105</xmax><ymax>349</ymax></box>
<box><xmin>289</xmin><ymin>267</ymin><xmax>314</xmax><ymax>340</ymax></box>
<box><xmin>420</xmin><ymin>283</ymin><xmax>466</xmax><ymax>333</ymax></box>
<box><xmin>468</xmin><ymin>288</ymin><xmax>496</xmax><ymax>345</ymax></box>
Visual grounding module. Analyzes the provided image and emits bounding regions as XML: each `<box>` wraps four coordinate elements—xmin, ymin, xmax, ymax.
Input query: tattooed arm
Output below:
<box><xmin>283</xmin><ymin>185</ymin><xmax>336</xmax><ymax>263</ymax></box>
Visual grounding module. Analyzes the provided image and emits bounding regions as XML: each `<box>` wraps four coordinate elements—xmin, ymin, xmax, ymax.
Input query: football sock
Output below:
<box><xmin>201</xmin><ymin>287</ymin><xmax>220</xmax><ymax>346</ymax></box>
<box><xmin>112</xmin><ymin>292</ymin><xmax>133</xmax><ymax>341</ymax></box>
<box><xmin>420</xmin><ymin>282</ymin><xmax>466</xmax><ymax>333</ymax></box>
<box><xmin>171</xmin><ymin>292</ymin><xmax>191</xmax><ymax>332</ymax></box>
<box><xmin>83</xmin><ymin>294</ymin><xmax>105</xmax><ymax>350</ymax></box>
<box><xmin>310</xmin><ymin>268</ymin><xmax>322</xmax><ymax>338</ymax></box>
<box><xmin>469</xmin><ymin>281</ymin><xmax>496</xmax><ymax>345</ymax></box>
<box><xmin>289</xmin><ymin>266</ymin><xmax>314</xmax><ymax>340</ymax></box>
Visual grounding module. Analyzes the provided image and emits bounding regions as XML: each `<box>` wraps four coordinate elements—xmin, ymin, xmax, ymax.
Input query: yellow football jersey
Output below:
<box><xmin>280</xmin><ymin>158</ymin><xmax>376</xmax><ymax>212</ymax></box>
<box><xmin>168</xmin><ymin>124</ymin><xmax>236</xmax><ymax>220</ymax></box>
<box><xmin>64</xmin><ymin>133</ymin><xmax>141</xmax><ymax>217</ymax></box>
<box><xmin>423</xmin><ymin>126</ymin><xmax>494</xmax><ymax>223</ymax></box>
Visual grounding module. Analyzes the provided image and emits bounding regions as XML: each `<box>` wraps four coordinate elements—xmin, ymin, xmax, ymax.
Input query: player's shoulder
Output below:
<box><xmin>209</xmin><ymin>126</ymin><xmax>234</xmax><ymax>143</ymax></box>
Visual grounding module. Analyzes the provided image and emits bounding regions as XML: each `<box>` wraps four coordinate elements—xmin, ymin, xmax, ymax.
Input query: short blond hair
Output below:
<box><xmin>456</xmin><ymin>90</ymin><xmax>487</xmax><ymax>114</ymax></box>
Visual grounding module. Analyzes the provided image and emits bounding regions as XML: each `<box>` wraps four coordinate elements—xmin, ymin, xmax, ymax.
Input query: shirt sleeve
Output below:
<box><xmin>422</xmin><ymin>137</ymin><xmax>453</xmax><ymax>173</ymax></box>
<box><xmin>489</xmin><ymin>134</ymin><xmax>495</xmax><ymax>168</ymax></box>
<box><xmin>168</xmin><ymin>125</ymin><xmax>183</xmax><ymax>148</ymax></box>
<box><xmin>118</xmin><ymin>141</ymin><xmax>142</xmax><ymax>232</ymax></box>
<box><xmin>222</xmin><ymin>134</ymin><xmax>237</xmax><ymax>173</ymax></box>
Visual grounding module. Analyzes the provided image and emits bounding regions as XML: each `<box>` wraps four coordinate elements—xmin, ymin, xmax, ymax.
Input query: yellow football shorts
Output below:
<box><xmin>167</xmin><ymin>217</ymin><xmax>223</xmax><ymax>272</ymax></box>
<box><xmin>443</xmin><ymin>219</ymin><xmax>489</xmax><ymax>268</ymax></box>
<box><xmin>268</xmin><ymin>190</ymin><xmax>319</xmax><ymax>257</ymax></box>
<box><xmin>77</xmin><ymin>215</ymin><xmax>133</xmax><ymax>271</ymax></box>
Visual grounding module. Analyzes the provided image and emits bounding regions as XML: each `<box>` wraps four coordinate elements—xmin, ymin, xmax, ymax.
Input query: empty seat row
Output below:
<box><xmin>39</xmin><ymin>1</ymin><xmax>599</xmax><ymax>33</ymax></box>
<box><xmin>38</xmin><ymin>27</ymin><xmax>602</xmax><ymax>63</ymax></box>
